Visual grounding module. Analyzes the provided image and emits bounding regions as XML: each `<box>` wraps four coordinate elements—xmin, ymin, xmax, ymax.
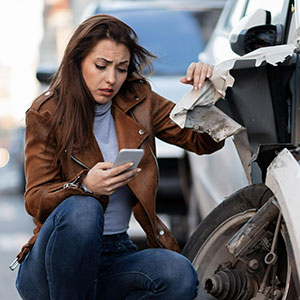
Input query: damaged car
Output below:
<box><xmin>170</xmin><ymin>0</ymin><xmax>300</xmax><ymax>299</ymax></box>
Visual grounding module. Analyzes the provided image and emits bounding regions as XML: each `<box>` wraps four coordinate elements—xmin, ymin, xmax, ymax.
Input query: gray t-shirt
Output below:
<box><xmin>93</xmin><ymin>101</ymin><xmax>133</xmax><ymax>235</ymax></box>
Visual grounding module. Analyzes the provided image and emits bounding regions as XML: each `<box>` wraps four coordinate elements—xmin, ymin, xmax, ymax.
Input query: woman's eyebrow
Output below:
<box><xmin>96</xmin><ymin>58</ymin><xmax>129</xmax><ymax>65</ymax></box>
<box><xmin>118</xmin><ymin>60</ymin><xmax>129</xmax><ymax>65</ymax></box>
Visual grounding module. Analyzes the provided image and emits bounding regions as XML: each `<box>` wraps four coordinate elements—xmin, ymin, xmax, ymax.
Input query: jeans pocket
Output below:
<box><xmin>122</xmin><ymin>239</ymin><xmax>138</xmax><ymax>252</ymax></box>
<box><xmin>102</xmin><ymin>238</ymin><xmax>137</xmax><ymax>254</ymax></box>
<box><xmin>101</xmin><ymin>241</ymin><xmax>117</xmax><ymax>254</ymax></box>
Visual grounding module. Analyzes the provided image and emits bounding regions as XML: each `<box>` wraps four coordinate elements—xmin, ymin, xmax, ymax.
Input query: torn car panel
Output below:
<box><xmin>170</xmin><ymin>44</ymin><xmax>296</xmax><ymax>143</ymax></box>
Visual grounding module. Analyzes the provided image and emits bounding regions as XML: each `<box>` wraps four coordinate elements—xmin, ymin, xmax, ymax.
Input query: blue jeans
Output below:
<box><xmin>16</xmin><ymin>195</ymin><xmax>198</xmax><ymax>300</ymax></box>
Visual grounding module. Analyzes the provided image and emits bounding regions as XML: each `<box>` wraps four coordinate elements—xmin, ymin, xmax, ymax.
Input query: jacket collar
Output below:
<box><xmin>113</xmin><ymin>73</ymin><xmax>150</xmax><ymax>113</ymax></box>
<box><xmin>111</xmin><ymin>74</ymin><xmax>150</xmax><ymax>150</ymax></box>
<box><xmin>112</xmin><ymin>104</ymin><xmax>148</xmax><ymax>151</ymax></box>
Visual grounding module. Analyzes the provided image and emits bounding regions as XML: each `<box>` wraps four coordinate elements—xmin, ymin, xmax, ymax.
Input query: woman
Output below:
<box><xmin>15</xmin><ymin>14</ymin><xmax>222</xmax><ymax>300</ymax></box>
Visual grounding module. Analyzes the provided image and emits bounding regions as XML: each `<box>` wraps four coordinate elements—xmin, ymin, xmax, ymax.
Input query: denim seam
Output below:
<box><xmin>102</xmin><ymin>271</ymin><xmax>154</xmax><ymax>281</ymax></box>
<box><xmin>103</xmin><ymin>271</ymin><xmax>159</xmax><ymax>289</ymax></box>
<box><xmin>135</xmin><ymin>294</ymin><xmax>153</xmax><ymax>300</ymax></box>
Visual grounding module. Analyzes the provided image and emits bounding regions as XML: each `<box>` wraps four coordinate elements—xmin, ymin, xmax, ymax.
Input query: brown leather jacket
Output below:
<box><xmin>17</xmin><ymin>77</ymin><xmax>223</xmax><ymax>263</ymax></box>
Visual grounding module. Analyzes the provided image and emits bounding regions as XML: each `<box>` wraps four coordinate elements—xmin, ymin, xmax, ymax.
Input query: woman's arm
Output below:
<box><xmin>150</xmin><ymin>61</ymin><xmax>223</xmax><ymax>154</ymax></box>
<box><xmin>24</xmin><ymin>108</ymin><xmax>87</xmax><ymax>222</ymax></box>
<box><xmin>150</xmin><ymin>91</ymin><xmax>224</xmax><ymax>155</ymax></box>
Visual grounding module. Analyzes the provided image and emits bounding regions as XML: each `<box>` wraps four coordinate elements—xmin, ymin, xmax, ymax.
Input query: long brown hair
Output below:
<box><xmin>49</xmin><ymin>14</ymin><xmax>155</xmax><ymax>161</ymax></box>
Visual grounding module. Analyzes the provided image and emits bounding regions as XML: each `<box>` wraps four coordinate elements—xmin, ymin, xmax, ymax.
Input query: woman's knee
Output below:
<box><xmin>54</xmin><ymin>195</ymin><xmax>104</xmax><ymax>237</ymax></box>
<box><xmin>166</xmin><ymin>251</ymin><xmax>197</xmax><ymax>284</ymax></box>
<box><xmin>173</xmin><ymin>256</ymin><xmax>198</xmax><ymax>299</ymax></box>
<box><xmin>146</xmin><ymin>249</ymin><xmax>198</xmax><ymax>299</ymax></box>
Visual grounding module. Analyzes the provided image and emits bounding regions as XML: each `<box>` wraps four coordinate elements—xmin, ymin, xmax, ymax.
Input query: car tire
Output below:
<box><xmin>182</xmin><ymin>184</ymin><xmax>297</xmax><ymax>299</ymax></box>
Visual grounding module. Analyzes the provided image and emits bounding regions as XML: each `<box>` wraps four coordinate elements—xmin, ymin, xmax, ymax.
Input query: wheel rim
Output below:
<box><xmin>192</xmin><ymin>209</ymin><xmax>293</xmax><ymax>299</ymax></box>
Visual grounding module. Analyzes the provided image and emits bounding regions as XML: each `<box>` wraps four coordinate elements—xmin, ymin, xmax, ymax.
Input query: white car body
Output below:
<box><xmin>190</xmin><ymin>0</ymin><xmax>300</xmax><ymax>220</ymax></box>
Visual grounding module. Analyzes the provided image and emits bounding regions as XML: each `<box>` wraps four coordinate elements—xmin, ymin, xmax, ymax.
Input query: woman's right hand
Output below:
<box><xmin>180</xmin><ymin>62</ymin><xmax>214</xmax><ymax>90</ymax></box>
<box><xmin>82</xmin><ymin>161</ymin><xmax>141</xmax><ymax>196</ymax></box>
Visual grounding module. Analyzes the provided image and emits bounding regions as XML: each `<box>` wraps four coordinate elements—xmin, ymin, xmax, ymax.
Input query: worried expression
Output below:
<box><xmin>81</xmin><ymin>39</ymin><xmax>130</xmax><ymax>104</ymax></box>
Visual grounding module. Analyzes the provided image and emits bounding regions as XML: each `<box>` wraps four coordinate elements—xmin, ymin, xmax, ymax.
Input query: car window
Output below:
<box><xmin>224</xmin><ymin>0</ymin><xmax>248</xmax><ymax>32</ymax></box>
<box><xmin>245</xmin><ymin>0</ymin><xmax>286</xmax><ymax>24</ymax></box>
<box><xmin>102</xmin><ymin>9</ymin><xmax>221</xmax><ymax>75</ymax></box>
<box><xmin>224</xmin><ymin>0</ymin><xmax>287</xmax><ymax>34</ymax></box>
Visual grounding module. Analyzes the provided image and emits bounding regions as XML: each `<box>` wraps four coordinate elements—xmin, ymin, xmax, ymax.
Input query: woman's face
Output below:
<box><xmin>81</xmin><ymin>39</ymin><xmax>130</xmax><ymax>104</ymax></box>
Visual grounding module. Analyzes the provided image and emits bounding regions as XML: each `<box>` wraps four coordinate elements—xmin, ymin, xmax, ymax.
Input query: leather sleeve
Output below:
<box><xmin>150</xmin><ymin>90</ymin><xmax>224</xmax><ymax>155</ymax></box>
<box><xmin>24</xmin><ymin>108</ymin><xmax>86</xmax><ymax>222</ymax></box>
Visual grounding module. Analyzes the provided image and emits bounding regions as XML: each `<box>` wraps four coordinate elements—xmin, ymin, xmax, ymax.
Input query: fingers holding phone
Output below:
<box><xmin>108</xmin><ymin>162</ymin><xmax>142</xmax><ymax>191</ymax></box>
<box><xmin>82</xmin><ymin>149</ymin><xmax>144</xmax><ymax>195</ymax></box>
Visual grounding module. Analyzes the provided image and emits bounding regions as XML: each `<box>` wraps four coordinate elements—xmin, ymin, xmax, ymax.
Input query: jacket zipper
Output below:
<box><xmin>70</xmin><ymin>154</ymin><xmax>91</xmax><ymax>170</ymax></box>
<box><xmin>51</xmin><ymin>154</ymin><xmax>90</xmax><ymax>192</ymax></box>
<box><xmin>62</xmin><ymin>154</ymin><xmax>91</xmax><ymax>189</ymax></box>
<box><xmin>63</xmin><ymin>175</ymin><xmax>81</xmax><ymax>189</ymax></box>
<box><xmin>50</xmin><ymin>174</ymin><xmax>81</xmax><ymax>193</ymax></box>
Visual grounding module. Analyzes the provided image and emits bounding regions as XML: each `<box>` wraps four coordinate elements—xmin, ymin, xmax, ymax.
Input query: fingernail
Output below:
<box><xmin>137</xmin><ymin>168</ymin><xmax>142</xmax><ymax>172</ymax></box>
<box><xmin>198</xmin><ymin>83</ymin><xmax>202</xmax><ymax>89</ymax></box>
<box><xmin>187</xmin><ymin>76</ymin><xmax>191</xmax><ymax>81</ymax></box>
<box><xmin>194</xmin><ymin>86</ymin><xmax>198</xmax><ymax>90</ymax></box>
<box><xmin>129</xmin><ymin>162</ymin><xmax>134</xmax><ymax>167</ymax></box>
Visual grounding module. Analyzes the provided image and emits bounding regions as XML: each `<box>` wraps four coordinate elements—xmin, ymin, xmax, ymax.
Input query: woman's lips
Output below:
<box><xmin>99</xmin><ymin>88</ymin><xmax>114</xmax><ymax>97</ymax></box>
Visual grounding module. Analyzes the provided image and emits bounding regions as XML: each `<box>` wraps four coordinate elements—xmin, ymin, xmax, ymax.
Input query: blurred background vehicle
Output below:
<box><xmin>36</xmin><ymin>0</ymin><xmax>226</xmax><ymax>245</ymax></box>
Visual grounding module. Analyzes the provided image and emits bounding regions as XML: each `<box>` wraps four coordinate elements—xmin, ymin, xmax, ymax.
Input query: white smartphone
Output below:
<box><xmin>112</xmin><ymin>149</ymin><xmax>144</xmax><ymax>169</ymax></box>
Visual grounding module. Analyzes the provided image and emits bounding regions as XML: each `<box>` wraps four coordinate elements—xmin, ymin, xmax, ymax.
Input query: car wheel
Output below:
<box><xmin>182</xmin><ymin>184</ymin><xmax>297</xmax><ymax>299</ymax></box>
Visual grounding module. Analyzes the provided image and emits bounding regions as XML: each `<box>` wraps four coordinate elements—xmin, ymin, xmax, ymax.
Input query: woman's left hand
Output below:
<box><xmin>180</xmin><ymin>62</ymin><xmax>214</xmax><ymax>90</ymax></box>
